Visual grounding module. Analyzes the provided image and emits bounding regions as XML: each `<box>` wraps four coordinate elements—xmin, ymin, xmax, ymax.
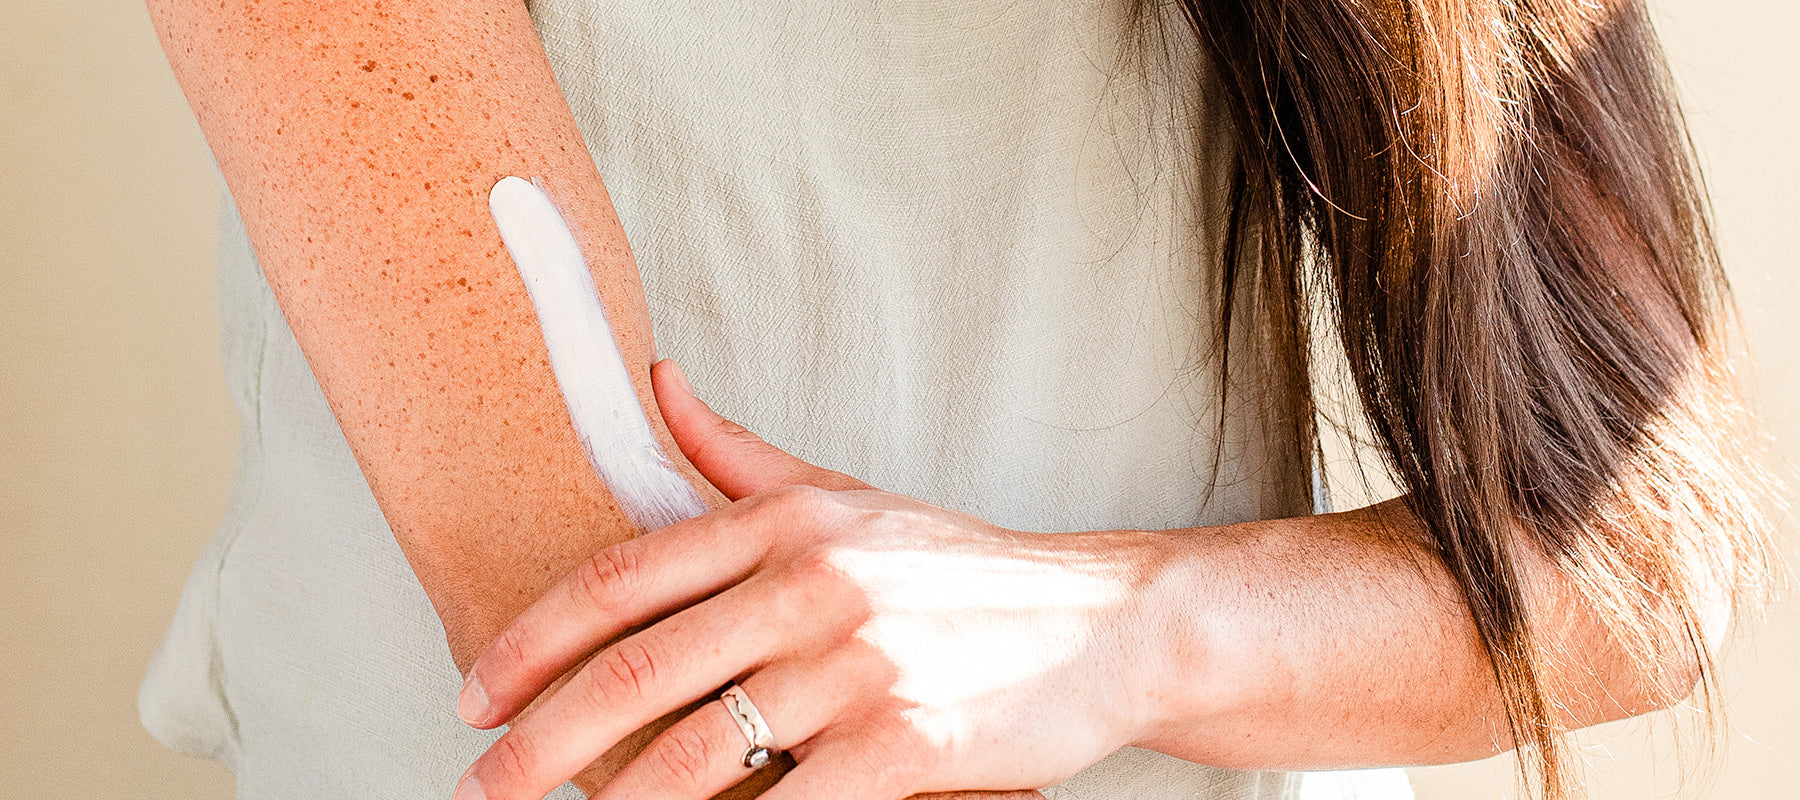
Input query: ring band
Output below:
<box><xmin>718</xmin><ymin>683</ymin><xmax>778</xmax><ymax>769</ymax></box>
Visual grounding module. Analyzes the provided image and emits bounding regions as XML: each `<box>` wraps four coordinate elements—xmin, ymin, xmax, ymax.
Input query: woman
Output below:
<box><xmin>137</xmin><ymin>1</ymin><xmax>1774</xmax><ymax>799</ymax></box>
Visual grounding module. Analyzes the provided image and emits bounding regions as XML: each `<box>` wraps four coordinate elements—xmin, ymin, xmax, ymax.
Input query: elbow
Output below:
<box><xmin>1567</xmin><ymin>583</ymin><xmax>1731</xmax><ymax>732</ymax></box>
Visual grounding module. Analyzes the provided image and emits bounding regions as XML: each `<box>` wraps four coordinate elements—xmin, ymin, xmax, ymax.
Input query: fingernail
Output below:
<box><xmin>667</xmin><ymin>359</ymin><xmax>694</xmax><ymax>395</ymax></box>
<box><xmin>453</xmin><ymin>772</ymin><xmax>487</xmax><ymax>800</ymax></box>
<box><xmin>457</xmin><ymin>672</ymin><xmax>489</xmax><ymax>726</ymax></box>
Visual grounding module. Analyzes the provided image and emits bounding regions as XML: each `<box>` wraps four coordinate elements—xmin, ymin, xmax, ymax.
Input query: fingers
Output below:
<box><xmin>589</xmin><ymin>655</ymin><xmax>857</xmax><ymax>800</ymax></box>
<box><xmin>460</xmin><ymin>574</ymin><xmax>812</xmax><ymax>800</ymax></box>
<box><xmin>651</xmin><ymin>359</ymin><xmax>870</xmax><ymax>499</ymax></box>
<box><xmin>460</xmin><ymin>511</ymin><xmax>775</xmax><ymax>728</ymax></box>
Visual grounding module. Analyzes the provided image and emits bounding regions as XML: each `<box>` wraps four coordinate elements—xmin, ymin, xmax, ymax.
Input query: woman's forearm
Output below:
<box><xmin>1134</xmin><ymin>497</ymin><xmax>1689</xmax><ymax>769</ymax></box>
<box><xmin>144</xmin><ymin>0</ymin><xmax>744</xmax><ymax>791</ymax></box>
<box><xmin>144</xmin><ymin>0</ymin><xmax>711</xmax><ymax>667</ymax></box>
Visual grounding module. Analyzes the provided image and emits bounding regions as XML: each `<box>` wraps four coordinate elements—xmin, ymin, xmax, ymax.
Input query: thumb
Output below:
<box><xmin>651</xmin><ymin>359</ymin><xmax>870</xmax><ymax>501</ymax></box>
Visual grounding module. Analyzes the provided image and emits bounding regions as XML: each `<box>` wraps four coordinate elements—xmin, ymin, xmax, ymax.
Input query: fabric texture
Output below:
<box><xmin>139</xmin><ymin>1</ymin><xmax>1413</xmax><ymax>797</ymax></box>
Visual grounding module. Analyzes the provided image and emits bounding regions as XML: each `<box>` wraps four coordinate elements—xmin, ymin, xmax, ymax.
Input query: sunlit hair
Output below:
<box><xmin>1160</xmin><ymin>0</ymin><xmax>1778</xmax><ymax>795</ymax></box>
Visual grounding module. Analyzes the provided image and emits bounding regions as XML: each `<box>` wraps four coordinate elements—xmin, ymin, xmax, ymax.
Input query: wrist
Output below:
<box><xmin>1123</xmin><ymin>525</ymin><xmax>1265</xmax><ymax>759</ymax></box>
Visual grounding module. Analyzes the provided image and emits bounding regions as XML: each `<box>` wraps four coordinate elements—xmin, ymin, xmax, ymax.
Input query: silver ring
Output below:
<box><xmin>718</xmin><ymin>683</ymin><xmax>779</xmax><ymax>769</ymax></box>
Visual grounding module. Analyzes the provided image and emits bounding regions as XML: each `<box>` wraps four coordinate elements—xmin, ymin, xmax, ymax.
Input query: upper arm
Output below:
<box><xmin>145</xmin><ymin>0</ymin><xmax>713</xmax><ymax>660</ymax></box>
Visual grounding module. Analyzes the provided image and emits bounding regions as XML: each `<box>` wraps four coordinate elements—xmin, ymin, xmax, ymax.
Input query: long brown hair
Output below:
<box><xmin>1165</xmin><ymin>0</ymin><xmax>1777</xmax><ymax>795</ymax></box>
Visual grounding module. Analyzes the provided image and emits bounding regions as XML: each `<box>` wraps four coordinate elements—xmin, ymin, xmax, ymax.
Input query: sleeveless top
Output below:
<box><xmin>139</xmin><ymin>1</ymin><xmax>1413</xmax><ymax>797</ymax></box>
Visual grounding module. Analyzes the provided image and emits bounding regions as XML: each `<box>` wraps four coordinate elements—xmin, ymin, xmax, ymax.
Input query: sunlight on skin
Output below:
<box><xmin>843</xmin><ymin>548</ymin><xmax>1134</xmax><ymax>706</ymax></box>
<box><xmin>831</xmin><ymin>547</ymin><xmax>1138</xmax><ymax>613</ymax></box>
<box><xmin>809</xmin><ymin>519</ymin><xmax>1158</xmax><ymax>763</ymax></box>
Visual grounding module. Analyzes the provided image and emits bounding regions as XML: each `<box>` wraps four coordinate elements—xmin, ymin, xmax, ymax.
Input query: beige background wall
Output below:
<box><xmin>0</xmin><ymin>0</ymin><xmax>1792</xmax><ymax>797</ymax></box>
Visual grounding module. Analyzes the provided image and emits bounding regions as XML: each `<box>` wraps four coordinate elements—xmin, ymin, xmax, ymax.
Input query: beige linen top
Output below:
<box><xmin>140</xmin><ymin>1</ymin><xmax>1412</xmax><ymax>797</ymax></box>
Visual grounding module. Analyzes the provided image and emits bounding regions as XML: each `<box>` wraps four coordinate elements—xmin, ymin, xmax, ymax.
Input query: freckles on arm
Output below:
<box><xmin>145</xmin><ymin>0</ymin><xmax>719</xmax><ymax>666</ymax></box>
<box><xmin>144</xmin><ymin>1</ymin><xmax>762</xmax><ymax>793</ymax></box>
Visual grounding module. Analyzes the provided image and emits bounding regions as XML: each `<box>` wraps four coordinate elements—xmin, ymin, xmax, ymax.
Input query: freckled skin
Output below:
<box><xmin>142</xmin><ymin>0</ymin><xmax>784</xmax><ymax>795</ymax></box>
<box><xmin>146</xmin><ymin>0</ymin><xmax>691</xmax><ymax>643</ymax></box>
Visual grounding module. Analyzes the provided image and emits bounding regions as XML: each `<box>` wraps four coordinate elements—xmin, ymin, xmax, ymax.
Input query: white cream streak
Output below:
<box><xmin>488</xmin><ymin>176</ymin><xmax>708</xmax><ymax>532</ymax></box>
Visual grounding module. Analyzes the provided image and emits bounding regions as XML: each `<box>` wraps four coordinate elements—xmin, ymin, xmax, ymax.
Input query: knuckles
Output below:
<box><xmin>848</xmin><ymin>714</ymin><xmax>935</xmax><ymax>795</ymax></box>
<box><xmin>738</xmin><ymin>484</ymin><xmax>939</xmax><ymax>552</ymax></box>
<box><xmin>589</xmin><ymin>637</ymin><xmax>660</xmax><ymax>708</ymax></box>
<box><xmin>648</xmin><ymin>720</ymin><xmax>718</xmax><ymax>789</ymax></box>
<box><xmin>732</xmin><ymin>484</ymin><xmax>849</xmax><ymax>549</ymax></box>
<box><xmin>755</xmin><ymin>483</ymin><xmax>839</xmax><ymax>520</ymax></box>
<box><xmin>485</xmin><ymin>626</ymin><xmax>535</xmax><ymax>688</ymax></box>
<box><xmin>771</xmin><ymin>554</ymin><xmax>858</xmax><ymax>635</ymax></box>
<box><xmin>570</xmin><ymin>543</ymin><xmax>643</xmax><ymax>614</ymax></box>
<box><xmin>486</xmin><ymin>731</ymin><xmax>540</xmax><ymax>790</ymax></box>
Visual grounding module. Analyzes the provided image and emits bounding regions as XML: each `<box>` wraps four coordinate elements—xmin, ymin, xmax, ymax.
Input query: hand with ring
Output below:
<box><xmin>451</xmin><ymin>360</ymin><xmax>1180</xmax><ymax>800</ymax></box>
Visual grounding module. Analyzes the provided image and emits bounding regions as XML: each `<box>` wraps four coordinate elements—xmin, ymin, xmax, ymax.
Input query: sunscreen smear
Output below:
<box><xmin>488</xmin><ymin>176</ymin><xmax>708</xmax><ymax>532</ymax></box>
